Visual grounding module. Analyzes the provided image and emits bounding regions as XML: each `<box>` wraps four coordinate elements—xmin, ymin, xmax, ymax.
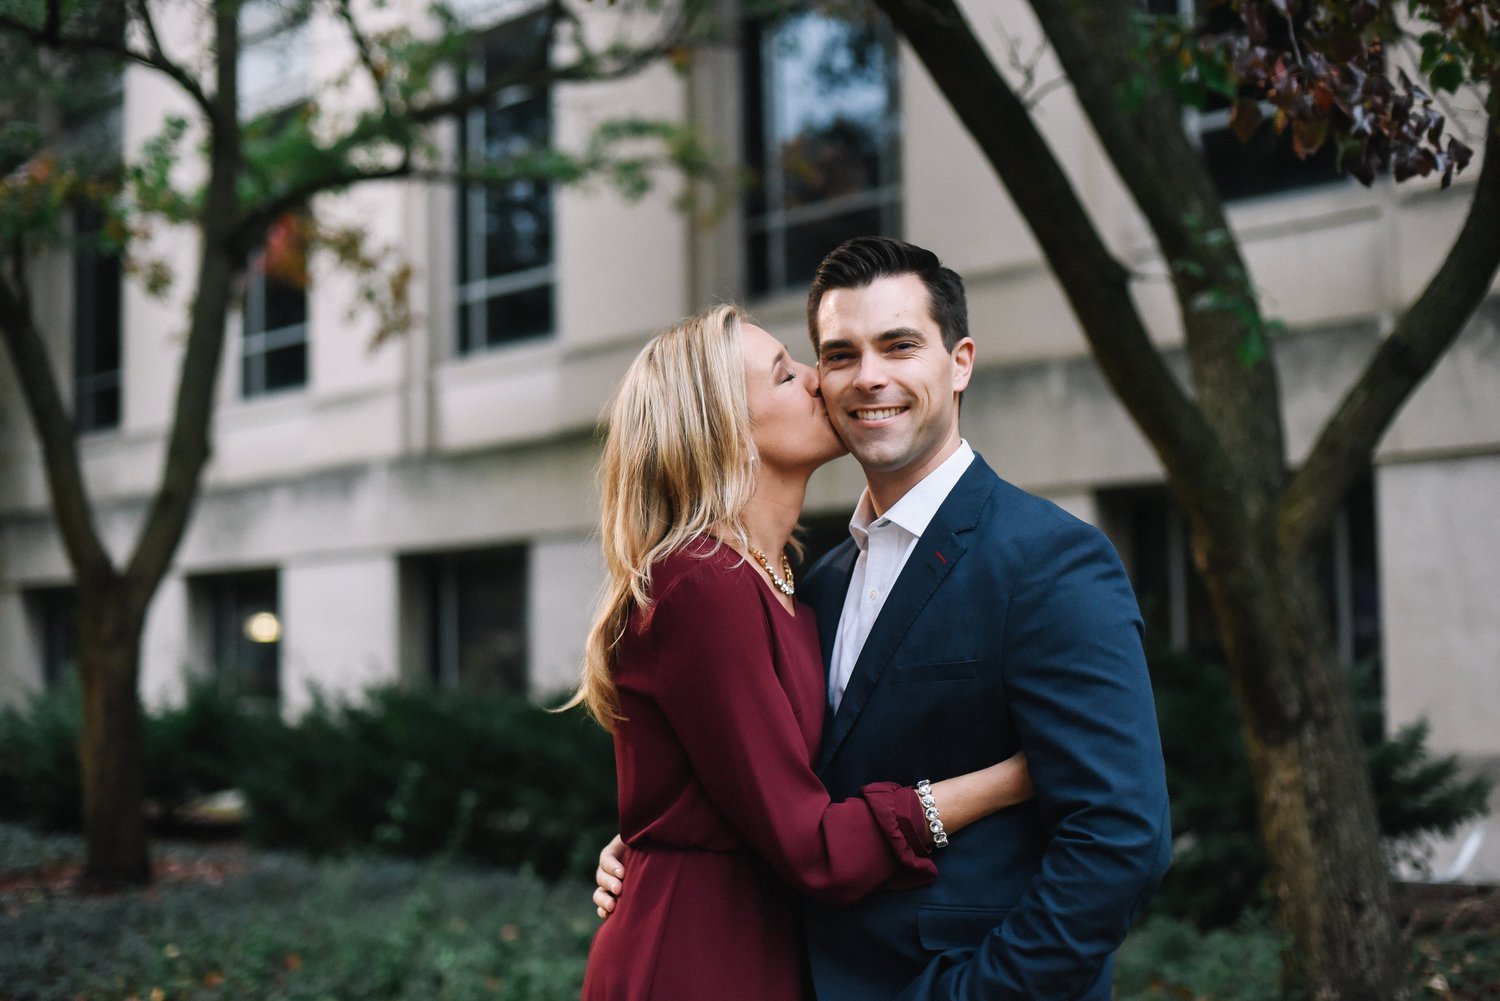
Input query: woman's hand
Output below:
<box><xmin>593</xmin><ymin>834</ymin><xmax>627</xmax><ymax>919</ymax></box>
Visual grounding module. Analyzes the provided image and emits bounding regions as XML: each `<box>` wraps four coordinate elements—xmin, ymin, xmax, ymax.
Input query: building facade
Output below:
<box><xmin>1</xmin><ymin>0</ymin><xmax>1496</xmax><ymax>829</ymax></box>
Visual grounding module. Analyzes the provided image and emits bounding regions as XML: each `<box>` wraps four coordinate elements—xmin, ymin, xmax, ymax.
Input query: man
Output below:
<box><xmin>597</xmin><ymin>237</ymin><xmax>1170</xmax><ymax>999</ymax></box>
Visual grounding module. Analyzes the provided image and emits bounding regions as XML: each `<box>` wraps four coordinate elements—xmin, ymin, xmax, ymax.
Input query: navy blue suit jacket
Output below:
<box><xmin>801</xmin><ymin>455</ymin><xmax>1171</xmax><ymax>1001</ymax></box>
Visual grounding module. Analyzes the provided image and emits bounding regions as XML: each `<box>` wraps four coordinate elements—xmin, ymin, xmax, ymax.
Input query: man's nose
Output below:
<box><xmin>852</xmin><ymin>354</ymin><xmax>886</xmax><ymax>391</ymax></box>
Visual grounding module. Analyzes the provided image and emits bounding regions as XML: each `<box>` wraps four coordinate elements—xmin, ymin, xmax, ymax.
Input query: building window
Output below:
<box><xmin>1097</xmin><ymin>485</ymin><xmax>1221</xmax><ymax>658</ymax></box>
<box><xmin>241</xmin><ymin>215</ymin><xmax>309</xmax><ymax>397</ymax></box>
<box><xmin>1097</xmin><ymin>479</ymin><xmax>1379</xmax><ymax>664</ymax></box>
<box><xmin>24</xmin><ymin>587</ymin><xmax>78</xmax><ymax>691</ymax></box>
<box><xmin>1147</xmin><ymin>0</ymin><xmax>1345</xmax><ymax>202</ymax></box>
<box><xmin>455</xmin><ymin>13</ymin><xmax>554</xmax><ymax>354</ymax></box>
<box><xmin>73</xmin><ymin>206</ymin><xmax>122</xmax><ymax>432</ymax></box>
<box><xmin>198</xmin><ymin>571</ymin><xmax>281</xmax><ymax>703</ymax></box>
<box><xmin>742</xmin><ymin>4</ymin><xmax>900</xmax><ymax>297</ymax></box>
<box><xmin>418</xmin><ymin>547</ymin><xmax>529</xmax><ymax>695</ymax></box>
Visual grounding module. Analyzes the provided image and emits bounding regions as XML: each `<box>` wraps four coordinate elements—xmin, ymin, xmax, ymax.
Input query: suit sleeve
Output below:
<box><xmin>900</xmin><ymin>518</ymin><xmax>1172</xmax><ymax>1001</ymax></box>
<box><xmin>645</xmin><ymin>562</ymin><xmax>937</xmax><ymax>906</ymax></box>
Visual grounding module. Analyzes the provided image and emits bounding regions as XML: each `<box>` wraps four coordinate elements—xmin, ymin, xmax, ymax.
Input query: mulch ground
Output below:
<box><xmin>0</xmin><ymin>847</ymin><xmax>249</xmax><ymax>913</ymax></box>
<box><xmin>1397</xmin><ymin>882</ymin><xmax>1500</xmax><ymax>934</ymax></box>
<box><xmin>1397</xmin><ymin>883</ymin><xmax>1500</xmax><ymax>1000</ymax></box>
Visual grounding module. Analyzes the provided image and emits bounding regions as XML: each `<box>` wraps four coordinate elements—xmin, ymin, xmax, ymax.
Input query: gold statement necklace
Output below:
<box><xmin>747</xmin><ymin>546</ymin><xmax>795</xmax><ymax>597</ymax></box>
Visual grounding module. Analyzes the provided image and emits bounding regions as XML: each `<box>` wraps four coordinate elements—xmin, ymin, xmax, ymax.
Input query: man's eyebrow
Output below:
<box><xmin>876</xmin><ymin>326</ymin><xmax>927</xmax><ymax>344</ymax></box>
<box><xmin>817</xmin><ymin>337</ymin><xmax>853</xmax><ymax>356</ymax></box>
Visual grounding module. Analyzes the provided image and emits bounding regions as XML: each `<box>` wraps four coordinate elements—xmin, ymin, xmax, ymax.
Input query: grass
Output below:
<box><xmin>4</xmin><ymin>824</ymin><xmax>1497</xmax><ymax>1001</ymax></box>
<box><xmin>0</xmin><ymin>825</ymin><xmax>595</xmax><ymax>1001</ymax></box>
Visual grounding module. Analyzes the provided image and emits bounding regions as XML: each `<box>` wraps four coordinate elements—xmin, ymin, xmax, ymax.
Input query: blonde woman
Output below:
<box><xmin>569</xmin><ymin>305</ymin><xmax>1031</xmax><ymax>1001</ymax></box>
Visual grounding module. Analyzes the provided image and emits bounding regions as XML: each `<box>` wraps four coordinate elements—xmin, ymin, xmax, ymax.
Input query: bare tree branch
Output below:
<box><xmin>873</xmin><ymin>0</ymin><xmax>1238</xmax><ymax>514</ymax></box>
<box><xmin>0</xmin><ymin>261</ymin><xmax>115</xmax><ymax>585</ymax></box>
<box><xmin>334</xmin><ymin>0</ymin><xmax>402</xmax><ymax>120</ymax></box>
<box><xmin>1025</xmin><ymin>0</ymin><xmax>1289</xmax><ymax>507</ymax></box>
<box><xmin>1280</xmin><ymin>104</ymin><xmax>1500</xmax><ymax>558</ymax></box>
<box><xmin>126</xmin><ymin>0</ymin><xmax>199</xmax><ymax>106</ymax></box>
<box><xmin>123</xmin><ymin>2</ymin><xmax>244</xmax><ymax>597</ymax></box>
<box><xmin>0</xmin><ymin>10</ymin><xmax>213</xmax><ymax>120</ymax></box>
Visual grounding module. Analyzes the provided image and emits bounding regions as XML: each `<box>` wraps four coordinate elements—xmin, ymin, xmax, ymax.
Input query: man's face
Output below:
<box><xmin>814</xmin><ymin>273</ymin><xmax>974</xmax><ymax>500</ymax></box>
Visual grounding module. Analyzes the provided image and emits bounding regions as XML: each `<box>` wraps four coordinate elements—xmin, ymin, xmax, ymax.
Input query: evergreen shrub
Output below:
<box><xmin>1150</xmin><ymin>647</ymin><xmax>1493</xmax><ymax>925</ymax></box>
<box><xmin>236</xmin><ymin>687</ymin><xmax>617</xmax><ymax>877</ymax></box>
<box><xmin>0</xmin><ymin>673</ymin><xmax>85</xmax><ymax>832</ymax></box>
<box><xmin>0</xmin><ymin>678</ymin><xmax>617</xmax><ymax>879</ymax></box>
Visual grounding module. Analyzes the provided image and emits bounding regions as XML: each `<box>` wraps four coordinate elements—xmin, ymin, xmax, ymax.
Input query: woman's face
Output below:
<box><xmin>741</xmin><ymin>322</ymin><xmax>847</xmax><ymax>475</ymax></box>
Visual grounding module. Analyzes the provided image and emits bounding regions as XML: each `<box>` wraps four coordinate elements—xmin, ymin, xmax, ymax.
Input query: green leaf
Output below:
<box><xmin>1238</xmin><ymin>327</ymin><xmax>1268</xmax><ymax>367</ymax></box>
<box><xmin>1429</xmin><ymin>56</ymin><xmax>1465</xmax><ymax>93</ymax></box>
<box><xmin>1197</xmin><ymin>51</ymin><xmax>1235</xmax><ymax>100</ymax></box>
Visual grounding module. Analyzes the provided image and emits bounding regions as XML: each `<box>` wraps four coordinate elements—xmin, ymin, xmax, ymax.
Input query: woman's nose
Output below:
<box><xmin>798</xmin><ymin>361</ymin><xmax>819</xmax><ymax>394</ymax></box>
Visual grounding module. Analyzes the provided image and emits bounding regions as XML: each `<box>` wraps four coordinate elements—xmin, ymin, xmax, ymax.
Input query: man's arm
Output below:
<box><xmin>901</xmin><ymin>517</ymin><xmax>1171</xmax><ymax>1001</ymax></box>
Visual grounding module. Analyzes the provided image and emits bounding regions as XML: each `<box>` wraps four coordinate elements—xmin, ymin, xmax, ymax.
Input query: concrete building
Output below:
<box><xmin>1</xmin><ymin>0</ymin><xmax>1496</xmax><ymax>870</ymax></box>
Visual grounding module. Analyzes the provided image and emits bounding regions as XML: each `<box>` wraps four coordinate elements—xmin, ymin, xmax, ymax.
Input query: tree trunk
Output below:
<box><xmin>1195</xmin><ymin>518</ymin><xmax>1401</xmax><ymax>1000</ymax></box>
<box><xmin>75</xmin><ymin>579</ymin><xmax>151</xmax><ymax>890</ymax></box>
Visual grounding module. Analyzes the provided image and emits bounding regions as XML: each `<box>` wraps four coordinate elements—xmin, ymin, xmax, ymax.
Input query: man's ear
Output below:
<box><xmin>951</xmin><ymin>337</ymin><xmax>975</xmax><ymax>393</ymax></box>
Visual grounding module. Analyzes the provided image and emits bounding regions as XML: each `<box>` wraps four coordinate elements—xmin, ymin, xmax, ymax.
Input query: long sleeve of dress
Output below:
<box><xmin>641</xmin><ymin>559</ymin><xmax>936</xmax><ymax>906</ymax></box>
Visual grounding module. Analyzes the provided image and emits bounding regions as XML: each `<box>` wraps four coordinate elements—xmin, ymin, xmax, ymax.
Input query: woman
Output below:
<box><xmin>567</xmin><ymin>305</ymin><xmax>1031</xmax><ymax>1001</ymax></box>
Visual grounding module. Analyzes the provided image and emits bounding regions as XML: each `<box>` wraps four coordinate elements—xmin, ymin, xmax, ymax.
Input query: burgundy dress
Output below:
<box><xmin>580</xmin><ymin>540</ymin><xmax>936</xmax><ymax>1001</ymax></box>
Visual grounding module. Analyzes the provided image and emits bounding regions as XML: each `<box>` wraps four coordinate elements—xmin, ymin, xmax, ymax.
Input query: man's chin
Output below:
<box><xmin>843</xmin><ymin>444</ymin><xmax>907</xmax><ymax>473</ymax></box>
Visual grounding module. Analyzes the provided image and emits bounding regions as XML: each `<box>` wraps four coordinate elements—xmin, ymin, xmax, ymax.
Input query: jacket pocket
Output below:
<box><xmin>893</xmin><ymin>658</ymin><xmax>979</xmax><ymax>683</ymax></box>
<box><xmin>917</xmin><ymin>904</ymin><xmax>1010</xmax><ymax>951</ymax></box>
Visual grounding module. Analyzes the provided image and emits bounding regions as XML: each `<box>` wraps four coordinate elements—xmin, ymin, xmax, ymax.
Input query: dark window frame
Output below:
<box><xmin>1098</xmin><ymin>478</ymin><xmax>1379</xmax><ymax>665</ymax></box>
<box><xmin>25</xmin><ymin>586</ymin><xmax>79</xmax><ymax>691</ymax></box>
<box><xmin>454</xmin><ymin>11</ymin><xmax>556</xmax><ymax>355</ymax></box>
<box><xmin>72</xmin><ymin>205</ymin><xmax>123</xmax><ymax>432</ymax></box>
<box><xmin>741</xmin><ymin>4</ymin><xmax>902</xmax><ymax>297</ymax></box>
<box><xmin>240</xmin><ymin>217</ymin><xmax>310</xmax><ymax>398</ymax></box>
<box><xmin>1147</xmin><ymin>0</ymin><xmax>1348</xmax><ymax>203</ymax></box>
<box><xmin>420</xmin><ymin>545</ymin><xmax>530</xmax><ymax>696</ymax></box>
<box><xmin>197</xmin><ymin>570</ymin><xmax>282</xmax><ymax>705</ymax></box>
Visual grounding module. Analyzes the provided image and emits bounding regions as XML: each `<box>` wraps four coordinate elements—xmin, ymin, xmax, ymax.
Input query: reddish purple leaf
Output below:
<box><xmin>1230</xmin><ymin>98</ymin><xmax>1265</xmax><ymax>143</ymax></box>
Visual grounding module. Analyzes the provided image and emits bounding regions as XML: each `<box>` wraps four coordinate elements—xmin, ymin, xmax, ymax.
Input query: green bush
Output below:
<box><xmin>1113</xmin><ymin>912</ymin><xmax>1286</xmax><ymax>1001</ymax></box>
<box><xmin>145</xmin><ymin>678</ymin><xmax>269</xmax><ymax>824</ymax></box>
<box><xmin>0</xmin><ymin>678</ymin><xmax>617</xmax><ymax>879</ymax></box>
<box><xmin>0</xmin><ymin>675</ymin><xmax>268</xmax><ymax>834</ymax></box>
<box><xmin>1150</xmin><ymin>647</ymin><xmax>1494</xmax><ymax>925</ymax></box>
<box><xmin>0</xmin><ymin>824</ymin><xmax>597</xmax><ymax>1001</ymax></box>
<box><xmin>0</xmin><ymin>673</ymin><xmax>85</xmax><ymax>832</ymax></box>
<box><xmin>237</xmin><ymin>687</ymin><xmax>618</xmax><ymax>878</ymax></box>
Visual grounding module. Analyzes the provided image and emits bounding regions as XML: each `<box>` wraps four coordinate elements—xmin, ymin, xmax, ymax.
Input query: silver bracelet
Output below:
<box><xmin>916</xmin><ymin>779</ymin><xmax>949</xmax><ymax>848</ymax></box>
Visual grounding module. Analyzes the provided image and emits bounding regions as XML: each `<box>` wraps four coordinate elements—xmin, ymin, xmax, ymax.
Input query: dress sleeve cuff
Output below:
<box><xmin>860</xmin><ymin>781</ymin><xmax>939</xmax><ymax>885</ymax></box>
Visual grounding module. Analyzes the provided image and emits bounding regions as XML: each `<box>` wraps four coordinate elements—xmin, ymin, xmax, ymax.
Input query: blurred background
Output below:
<box><xmin>0</xmin><ymin>0</ymin><xmax>1496</xmax><ymax>997</ymax></box>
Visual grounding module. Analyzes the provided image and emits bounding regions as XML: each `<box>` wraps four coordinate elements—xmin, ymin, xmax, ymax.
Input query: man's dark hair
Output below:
<box><xmin>806</xmin><ymin>236</ymin><xmax>969</xmax><ymax>351</ymax></box>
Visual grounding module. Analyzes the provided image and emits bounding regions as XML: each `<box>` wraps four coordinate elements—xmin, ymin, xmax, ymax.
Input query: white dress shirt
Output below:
<box><xmin>827</xmin><ymin>440</ymin><xmax>975</xmax><ymax>712</ymax></box>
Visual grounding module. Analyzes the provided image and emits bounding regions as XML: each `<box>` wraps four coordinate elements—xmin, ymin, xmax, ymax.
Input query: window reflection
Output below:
<box><xmin>199</xmin><ymin>571</ymin><xmax>281</xmax><ymax>705</ymax></box>
<box><xmin>456</xmin><ymin>12</ymin><xmax>555</xmax><ymax>353</ymax></box>
<box><xmin>420</xmin><ymin>547</ymin><xmax>529</xmax><ymax>696</ymax></box>
<box><xmin>744</xmin><ymin>6</ymin><xmax>900</xmax><ymax>296</ymax></box>
<box><xmin>73</xmin><ymin>205</ymin><xmax>122</xmax><ymax>431</ymax></box>
<box><xmin>242</xmin><ymin>214</ymin><xmax>309</xmax><ymax>398</ymax></box>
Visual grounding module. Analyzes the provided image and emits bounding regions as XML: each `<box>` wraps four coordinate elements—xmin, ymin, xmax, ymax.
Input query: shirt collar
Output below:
<box><xmin>847</xmin><ymin>440</ymin><xmax>975</xmax><ymax>551</ymax></box>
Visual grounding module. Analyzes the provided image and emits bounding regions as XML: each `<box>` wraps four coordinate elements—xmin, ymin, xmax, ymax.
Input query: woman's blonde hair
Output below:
<box><xmin>562</xmin><ymin>304</ymin><xmax>757</xmax><ymax>730</ymax></box>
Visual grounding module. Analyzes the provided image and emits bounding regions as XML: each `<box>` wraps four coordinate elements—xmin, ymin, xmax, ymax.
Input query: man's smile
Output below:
<box><xmin>851</xmin><ymin>406</ymin><xmax>909</xmax><ymax>422</ymax></box>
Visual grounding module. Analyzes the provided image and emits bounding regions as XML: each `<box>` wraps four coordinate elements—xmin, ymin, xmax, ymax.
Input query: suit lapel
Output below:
<box><xmin>815</xmin><ymin>458</ymin><xmax>999</xmax><ymax>775</ymax></box>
